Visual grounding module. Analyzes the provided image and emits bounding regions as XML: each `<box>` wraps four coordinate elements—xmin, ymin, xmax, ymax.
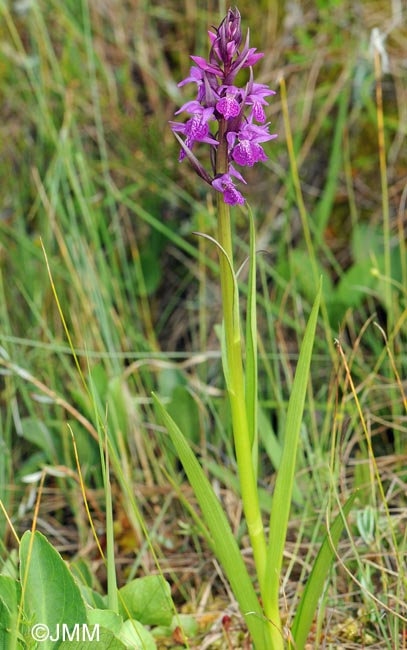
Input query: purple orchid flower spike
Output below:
<box><xmin>170</xmin><ymin>7</ymin><xmax>277</xmax><ymax>204</ymax></box>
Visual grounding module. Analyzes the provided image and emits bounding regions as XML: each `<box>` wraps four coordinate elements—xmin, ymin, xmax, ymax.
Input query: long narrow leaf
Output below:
<box><xmin>291</xmin><ymin>493</ymin><xmax>356</xmax><ymax>649</ymax></box>
<box><xmin>152</xmin><ymin>394</ymin><xmax>269</xmax><ymax>647</ymax></box>
<box><xmin>258</xmin><ymin>406</ymin><xmax>303</xmax><ymax>506</ymax></box>
<box><xmin>264</xmin><ymin>283</ymin><xmax>322</xmax><ymax>621</ymax></box>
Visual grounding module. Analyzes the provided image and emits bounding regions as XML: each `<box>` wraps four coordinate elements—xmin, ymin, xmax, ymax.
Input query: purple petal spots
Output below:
<box><xmin>245</xmin><ymin>84</ymin><xmax>276</xmax><ymax>123</ymax></box>
<box><xmin>216</xmin><ymin>95</ymin><xmax>240</xmax><ymax>119</ymax></box>
<box><xmin>232</xmin><ymin>141</ymin><xmax>268</xmax><ymax>166</ymax></box>
<box><xmin>170</xmin><ymin>107</ymin><xmax>218</xmax><ymax>161</ymax></box>
<box><xmin>212</xmin><ymin>173</ymin><xmax>245</xmax><ymax>206</ymax></box>
<box><xmin>251</xmin><ymin>102</ymin><xmax>266</xmax><ymax>123</ymax></box>
<box><xmin>185</xmin><ymin>115</ymin><xmax>209</xmax><ymax>141</ymax></box>
<box><xmin>223</xmin><ymin>185</ymin><xmax>245</xmax><ymax>206</ymax></box>
<box><xmin>184</xmin><ymin>117</ymin><xmax>218</xmax><ymax>148</ymax></box>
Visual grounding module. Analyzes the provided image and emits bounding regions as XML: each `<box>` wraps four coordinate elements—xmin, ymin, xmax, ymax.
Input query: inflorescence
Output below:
<box><xmin>170</xmin><ymin>8</ymin><xmax>277</xmax><ymax>205</ymax></box>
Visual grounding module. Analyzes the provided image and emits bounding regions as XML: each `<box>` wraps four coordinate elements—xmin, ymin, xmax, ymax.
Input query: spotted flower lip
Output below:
<box><xmin>216</xmin><ymin>86</ymin><xmax>241</xmax><ymax>119</ymax></box>
<box><xmin>227</xmin><ymin>119</ymin><xmax>278</xmax><ymax>166</ymax></box>
<box><xmin>212</xmin><ymin>165</ymin><xmax>247</xmax><ymax>206</ymax></box>
<box><xmin>246</xmin><ymin>84</ymin><xmax>276</xmax><ymax>123</ymax></box>
<box><xmin>170</xmin><ymin>7</ymin><xmax>277</xmax><ymax>204</ymax></box>
<box><xmin>169</xmin><ymin>104</ymin><xmax>218</xmax><ymax>162</ymax></box>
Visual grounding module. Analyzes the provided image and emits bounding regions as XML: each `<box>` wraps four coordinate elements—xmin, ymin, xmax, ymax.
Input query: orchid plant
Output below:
<box><xmin>154</xmin><ymin>8</ymin><xmax>353</xmax><ymax>649</ymax></box>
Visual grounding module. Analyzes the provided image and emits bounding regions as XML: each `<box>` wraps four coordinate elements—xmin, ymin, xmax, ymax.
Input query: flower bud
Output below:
<box><xmin>216</xmin><ymin>8</ymin><xmax>242</xmax><ymax>65</ymax></box>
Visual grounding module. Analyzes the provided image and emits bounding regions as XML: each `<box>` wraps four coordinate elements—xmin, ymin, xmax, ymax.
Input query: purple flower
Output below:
<box><xmin>170</xmin><ymin>104</ymin><xmax>218</xmax><ymax>160</ymax></box>
<box><xmin>228</xmin><ymin>120</ymin><xmax>277</xmax><ymax>167</ymax></box>
<box><xmin>216</xmin><ymin>86</ymin><xmax>241</xmax><ymax>119</ymax></box>
<box><xmin>170</xmin><ymin>8</ymin><xmax>277</xmax><ymax>205</ymax></box>
<box><xmin>246</xmin><ymin>84</ymin><xmax>276</xmax><ymax>123</ymax></box>
<box><xmin>212</xmin><ymin>166</ymin><xmax>247</xmax><ymax>206</ymax></box>
<box><xmin>178</xmin><ymin>66</ymin><xmax>206</xmax><ymax>102</ymax></box>
<box><xmin>232</xmin><ymin>140</ymin><xmax>268</xmax><ymax>166</ymax></box>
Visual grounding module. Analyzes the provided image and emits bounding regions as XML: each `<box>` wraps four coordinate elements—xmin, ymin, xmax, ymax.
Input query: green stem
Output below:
<box><xmin>215</xmin><ymin>122</ymin><xmax>278</xmax><ymax>647</ymax></box>
<box><xmin>216</xmin><ymin>212</ymin><xmax>265</xmax><ymax>573</ymax></box>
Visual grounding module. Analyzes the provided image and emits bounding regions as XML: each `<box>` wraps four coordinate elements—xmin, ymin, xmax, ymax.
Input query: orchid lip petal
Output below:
<box><xmin>212</xmin><ymin>170</ymin><xmax>246</xmax><ymax>205</ymax></box>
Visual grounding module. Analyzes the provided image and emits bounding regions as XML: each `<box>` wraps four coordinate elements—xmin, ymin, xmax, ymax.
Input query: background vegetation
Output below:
<box><xmin>1</xmin><ymin>0</ymin><xmax>406</xmax><ymax>647</ymax></box>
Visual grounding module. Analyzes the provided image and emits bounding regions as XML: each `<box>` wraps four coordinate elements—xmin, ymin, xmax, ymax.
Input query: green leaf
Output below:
<box><xmin>152</xmin><ymin>613</ymin><xmax>198</xmax><ymax>644</ymax></box>
<box><xmin>0</xmin><ymin>599</ymin><xmax>12</xmax><ymax>649</ymax></box>
<box><xmin>265</xmin><ymin>284</ymin><xmax>321</xmax><ymax>619</ymax></box>
<box><xmin>0</xmin><ymin>578</ymin><xmax>20</xmax><ymax>649</ymax></box>
<box><xmin>77</xmin><ymin>584</ymin><xmax>106</xmax><ymax>609</ymax></box>
<box><xmin>257</xmin><ymin>407</ymin><xmax>303</xmax><ymax>506</ymax></box>
<box><xmin>194</xmin><ymin>231</ymin><xmax>240</xmax><ymax>390</ymax></box>
<box><xmin>119</xmin><ymin>619</ymin><xmax>156</xmax><ymax>650</ymax></box>
<box><xmin>157</xmin><ymin>368</ymin><xmax>186</xmax><ymax>395</ymax></box>
<box><xmin>119</xmin><ymin>576</ymin><xmax>173</xmax><ymax>627</ymax></box>
<box><xmin>69</xmin><ymin>559</ymin><xmax>93</xmax><ymax>589</ymax></box>
<box><xmin>170</xmin><ymin>613</ymin><xmax>198</xmax><ymax>637</ymax></box>
<box><xmin>19</xmin><ymin>531</ymin><xmax>87</xmax><ymax>650</ymax></box>
<box><xmin>0</xmin><ymin>575</ymin><xmax>21</xmax><ymax>612</ymax></box>
<box><xmin>291</xmin><ymin>493</ymin><xmax>356</xmax><ymax>649</ymax></box>
<box><xmin>152</xmin><ymin>394</ymin><xmax>269</xmax><ymax>648</ymax></box>
<box><xmin>0</xmin><ymin>598</ymin><xmax>10</xmax><ymax>636</ymax></box>
<box><xmin>257</xmin><ymin>406</ymin><xmax>282</xmax><ymax>470</ymax></box>
<box><xmin>87</xmin><ymin>609</ymin><xmax>123</xmax><ymax>635</ymax></box>
<box><xmin>1</xmin><ymin>548</ymin><xmax>19</xmax><ymax>580</ymax></box>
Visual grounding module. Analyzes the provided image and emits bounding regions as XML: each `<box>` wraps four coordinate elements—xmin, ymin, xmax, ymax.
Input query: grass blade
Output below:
<box><xmin>263</xmin><ymin>283</ymin><xmax>322</xmax><ymax>624</ymax></box>
<box><xmin>291</xmin><ymin>493</ymin><xmax>356</xmax><ymax>649</ymax></box>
